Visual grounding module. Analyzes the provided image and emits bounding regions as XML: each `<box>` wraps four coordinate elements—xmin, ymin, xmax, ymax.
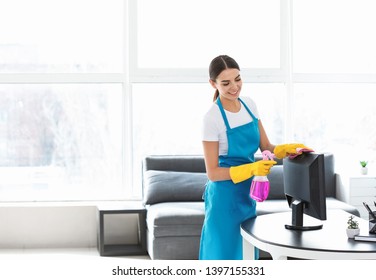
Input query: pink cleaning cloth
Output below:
<box><xmin>288</xmin><ymin>147</ymin><xmax>315</xmax><ymax>159</ymax></box>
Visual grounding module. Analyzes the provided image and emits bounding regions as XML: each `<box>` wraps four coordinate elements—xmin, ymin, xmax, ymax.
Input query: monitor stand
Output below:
<box><xmin>285</xmin><ymin>199</ymin><xmax>323</xmax><ymax>231</ymax></box>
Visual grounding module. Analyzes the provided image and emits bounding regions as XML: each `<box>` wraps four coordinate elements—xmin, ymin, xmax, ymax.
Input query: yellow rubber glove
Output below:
<box><xmin>273</xmin><ymin>143</ymin><xmax>311</xmax><ymax>159</ymax></box>
<box><xmin>229</xmin><ymin>160</ymin><xmax>277</xmax><ymax>184</ymax></box>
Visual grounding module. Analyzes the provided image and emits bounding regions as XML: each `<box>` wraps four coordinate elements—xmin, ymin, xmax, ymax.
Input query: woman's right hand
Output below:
<box><xmin>229</xmin><ymin>160</ymin><xmax>277</xmax><ymax>184</ymax></box>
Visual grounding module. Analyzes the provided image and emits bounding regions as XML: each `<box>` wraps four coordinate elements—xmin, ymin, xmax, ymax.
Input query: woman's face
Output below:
<box><xmin>210</xmin><ymin>68</ymin><xmax>242</xmax><ymax>101</ymax></box>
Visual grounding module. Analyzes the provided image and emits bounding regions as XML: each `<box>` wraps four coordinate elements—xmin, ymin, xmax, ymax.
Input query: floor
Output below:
<box><xmin>0</xmin><ymin>247</ymin><xmax>150</xmax><ymax>260</ymax></box>
<box><xmin>0</xmin><ymin>248</ymin><xmax>151</xmax><ymax>279</ymax></box>
<box><xmin>1</xmin><ymin>248</ymin><xmax>372</xmax><ymax>280</ymax></box>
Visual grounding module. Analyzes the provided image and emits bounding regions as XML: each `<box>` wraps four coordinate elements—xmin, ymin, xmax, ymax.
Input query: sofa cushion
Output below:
<box><xmin>146</xmin><ymin>202</ymin><xmax>205</xmax><ymax>237</ymax></box>
<box><xmin>265</xmin><ymin>165</ymin><xmax>285</xmax><ymax>199</ymax></box>
<box><xmin>147</xmin><ymin>235</ymin><xmax>201</xmax><ymax>260</ymax></box>
<box><xmin>143</xmin><ymin>170</ymin><xmax>207</xmax><ymax>205</ymax></box>
<box><xmin>325</xmin><ymin>197</ymin><xmax>360</xmax><ymax>216</ymax></box>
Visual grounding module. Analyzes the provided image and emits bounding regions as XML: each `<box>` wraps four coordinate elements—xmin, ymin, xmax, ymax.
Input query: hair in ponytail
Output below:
<box><xmin>209</xmin><ymin>55</ymin><xmax>240</xmax><ymax>102</ymax></box>
<box><xmin>213</xmin><ymin>89</ymin><xmax>219</xmax><ymax>101</ymax></box>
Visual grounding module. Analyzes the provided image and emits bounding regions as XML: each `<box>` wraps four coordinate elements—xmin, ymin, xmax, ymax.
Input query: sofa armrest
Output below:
<box><xmin>335</xmin><ymin>173</ymin><xmax>350</xmax><ymax>202</ymax></box>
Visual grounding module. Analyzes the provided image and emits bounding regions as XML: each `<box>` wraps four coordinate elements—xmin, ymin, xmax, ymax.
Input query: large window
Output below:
<box><xmin>292</xmin><ymin>0</ymin><xmax>376</xmax><ymax>173</ymax></box>
<box><xmin>1</xmin><ymin>0</ymin><xmax>376</xmax><ymax>201</ymax></box>
<box><xmin>0</xmin><ymin>0</ymin><xmax>124</xmax><ymax>201</ymax></box>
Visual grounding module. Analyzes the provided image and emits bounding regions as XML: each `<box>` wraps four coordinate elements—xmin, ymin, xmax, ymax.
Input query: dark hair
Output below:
<box><xmin>209</xmin><ymin>55</ymin><xmax>240</xmax><ymax>101</ymax></box>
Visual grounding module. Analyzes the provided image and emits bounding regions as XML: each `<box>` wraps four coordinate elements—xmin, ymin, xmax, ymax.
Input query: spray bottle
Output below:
<box><xmin>249</xmin><ymin>150</ymin><xmax>275</xmax><ymax>202</ymax></box>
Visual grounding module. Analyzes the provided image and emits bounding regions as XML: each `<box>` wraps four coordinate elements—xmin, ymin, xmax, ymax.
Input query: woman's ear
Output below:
<box><xmin>209</xmin><ymin>79</ymin><xmax>217</xmax><ymax>89</ymax></box>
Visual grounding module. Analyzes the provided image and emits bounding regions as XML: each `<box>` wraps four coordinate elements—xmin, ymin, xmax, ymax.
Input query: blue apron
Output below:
<box><xmin>199</xmin><ymin>97</ymin><xmax>260</xmax><ymax>260</ymax></box>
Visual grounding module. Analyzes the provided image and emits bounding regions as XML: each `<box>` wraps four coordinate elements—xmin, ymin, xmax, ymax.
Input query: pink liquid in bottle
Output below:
<box><xmin>249</xmin><ymin>150</ymin><xmax>274</xmax><ymax>202</ymax></box>
<box><xmin>250</xmin><ymin>176</ymin><xmax>270</xmax><ymax>202</ymax></box>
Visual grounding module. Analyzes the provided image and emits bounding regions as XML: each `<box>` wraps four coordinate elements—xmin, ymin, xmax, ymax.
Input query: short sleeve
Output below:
<box><xmin>201</xmin><ymin>113</ymin><xmax>219</xmax><ymax>141</ymax></box>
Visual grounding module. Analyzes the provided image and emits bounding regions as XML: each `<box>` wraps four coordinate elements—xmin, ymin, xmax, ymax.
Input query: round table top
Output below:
<box><xmin>241</xmin><ymin>210</ymin><xmax>376</xmax><ymax>254</ymax></box>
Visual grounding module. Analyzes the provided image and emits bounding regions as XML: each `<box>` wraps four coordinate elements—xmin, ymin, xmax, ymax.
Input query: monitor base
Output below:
<box><xmin>285</xmin><ymin>224</ymin><xmax>323</xmax><ymax>231</ymax></box>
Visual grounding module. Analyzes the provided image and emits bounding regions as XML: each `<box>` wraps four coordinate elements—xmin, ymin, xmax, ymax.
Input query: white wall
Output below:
<box><xmin>0</xmin><ymin>203</ymin><xmax>140</xmax><ymax>249</ymax></box>
<box><xmin>0</xmin><ymin>205</ymin><xmax>97</xmax><ymax>248</ymax></box>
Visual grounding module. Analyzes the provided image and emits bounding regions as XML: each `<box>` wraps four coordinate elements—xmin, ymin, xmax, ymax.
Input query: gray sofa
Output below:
<box><xmin>142</xmin><ymin>154</ymin><xmax>360</xmax><ymax>260</ymax></box>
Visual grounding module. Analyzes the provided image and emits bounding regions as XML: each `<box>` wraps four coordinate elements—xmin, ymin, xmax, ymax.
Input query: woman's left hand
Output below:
<box><xmin>273</xmin><ymin>143</ymin><xmax>312</xmax><ymax>159</ymax></box>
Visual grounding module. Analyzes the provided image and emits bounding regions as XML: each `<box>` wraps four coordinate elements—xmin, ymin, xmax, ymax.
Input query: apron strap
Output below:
<box><xmin>216</xmin><ymin>97</ymin><xmax>231</xmax><ymax>131</ymax></box>
<box><xmin>239</xmin><ymin>98</ymin><xmax>258</xmax><ymax>121</ymax></box>
<box><xmin>216</xmin><ymin>97</ymin><xmax>258</xmax><ymax>131</ymax></box>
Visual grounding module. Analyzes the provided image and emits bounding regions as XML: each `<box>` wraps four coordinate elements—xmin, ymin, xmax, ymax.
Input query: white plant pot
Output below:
<box><xmin>346</xmin><ymin>228</ymin><xmax>360</xmax><ymax>238</ymax></box>
<box><xmin>361</xmin><ymin>167</ymin><xmax>368</xmax><ymax>175</ymax></box>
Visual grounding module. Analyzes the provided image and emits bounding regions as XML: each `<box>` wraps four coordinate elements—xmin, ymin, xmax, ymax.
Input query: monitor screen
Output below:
<box><xmin>283</xmin><ymin>153</ymin><xmax>328</xmax><ymax>230</ymax></box>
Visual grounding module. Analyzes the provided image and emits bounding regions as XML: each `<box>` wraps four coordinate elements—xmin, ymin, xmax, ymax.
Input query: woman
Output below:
<box><xmin>199</xmin><ymin>55</ymin><xmax>308</xmax><ymax>260</ymax></box>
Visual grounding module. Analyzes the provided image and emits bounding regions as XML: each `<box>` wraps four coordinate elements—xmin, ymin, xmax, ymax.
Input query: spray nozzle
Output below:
<box><xmin>262</xmin><ymin>150</ymin><xmax>275</xmax><ymax>161</ymax></box>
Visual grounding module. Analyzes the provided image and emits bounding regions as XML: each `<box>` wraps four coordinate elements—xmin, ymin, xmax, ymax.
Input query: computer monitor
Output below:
<box><xmin>283</xmin><ymin>152</ymin><xmax>327</xmax><ymax>231</ymax></box>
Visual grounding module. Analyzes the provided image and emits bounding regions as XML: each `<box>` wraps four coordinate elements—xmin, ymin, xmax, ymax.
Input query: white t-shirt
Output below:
<box><xmin>201</xmin><ymin>96</ymin><xmax>260</xmax><ymax>156</ymax></box>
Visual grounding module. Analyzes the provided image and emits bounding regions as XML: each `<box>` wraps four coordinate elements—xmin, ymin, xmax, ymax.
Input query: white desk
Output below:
<box><xmin>241</xmin><ymin>210</ymin><xmax>376</xmax><ymax>260</ymax></box>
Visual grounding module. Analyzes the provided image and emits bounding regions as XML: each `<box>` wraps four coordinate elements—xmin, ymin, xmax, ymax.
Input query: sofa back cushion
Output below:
<box><xmin>142</xmin><ymin>156</ymin><xmax>208</xmax><ymax>205</ymax></box>
<box><xmin>143</xmin><ymin>170</ymin><xmax>207</xmax><ymax>205</ymax></box>
<box><xmin>266</xmin><ymin>165</ymin><xmax>286</xmax><ymax>199</ymax></box>
<box><xmin>142</xmin><ymin>155</ymin><xmax>286</xmax><ymax>205</ymax></box>
<box><xmin>143</xmin><ymin>155</ymin><xmax>206</xmax><ymax>173</ymax></box>
<box><xmin>141</xmin><ymin>153</ymin><xmax>336</xmax><ymax>205</ymax></box>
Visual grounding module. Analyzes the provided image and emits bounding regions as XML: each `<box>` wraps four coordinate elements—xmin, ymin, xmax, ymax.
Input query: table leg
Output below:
<box><xmin>271</xmin><ymin>254</ymin><xmax>288</xmax><ymax>260</ymax></box>
<box><xmin>242</xmin><ymin>238</ymin><xmax>256</xmax><ymax>260</ymax></box>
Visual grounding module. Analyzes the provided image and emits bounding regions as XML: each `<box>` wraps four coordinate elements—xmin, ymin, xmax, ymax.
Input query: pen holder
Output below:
<box><xmin>369</xmin><ymin>212</ymin><xmax>376</xmax><ymax>234</ymax></box>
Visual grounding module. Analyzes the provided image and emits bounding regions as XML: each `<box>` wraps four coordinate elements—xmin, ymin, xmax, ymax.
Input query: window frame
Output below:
<box><xmin>1</xmin><ymin>0</ymin><xmax>376</xmax><ymax>201</ymax></box>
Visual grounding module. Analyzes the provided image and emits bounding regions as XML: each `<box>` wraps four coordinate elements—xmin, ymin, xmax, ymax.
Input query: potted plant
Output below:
<box><xmin>360</xmin><ymin>161</ymin><xmax>368</xmax><ymax>175</ymax></box>
<box><xmin>346</xmin><ymin>215</ymin><xmax>360</xmax><ymax>238</ymax></box>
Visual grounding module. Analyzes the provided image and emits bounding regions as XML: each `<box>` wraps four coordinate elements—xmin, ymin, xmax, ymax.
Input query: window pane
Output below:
<box><xmin>0</xmin><ymin>0</ymin><xmax>123</xmax><ymax>73</ymax></box>
<box><xmin>0</xmin><ymin>84</ymin><xmax>123</xmax><ymax>201</ymax></box>
<box><xmin>293</xmin><ymin>0</ymin><xmax>376</xmax><ymax>73</ymax></box>
<box><xmin>137</xmin><ymin>0</ymin><xmax>280</xmax><ymax>68</ymax></box>
<box><xmin>132</xmin><ymin>83</ymin><xmax>210</xmax><ymax>156</ymax></box>
<box><xmin>293</xmin><ymin>83</ymin><xmax>376</xmax><ymax>173</ymax></box>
